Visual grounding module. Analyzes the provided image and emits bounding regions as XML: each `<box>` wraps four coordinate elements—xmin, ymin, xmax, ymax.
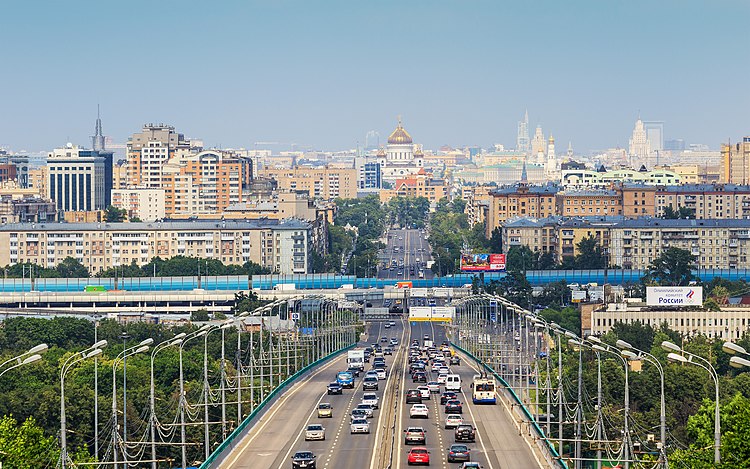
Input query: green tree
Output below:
<box><xmin>0</xmin><ymin>415</ymin><xmax>61</xmax><ymax>467</ymax></box>
<box><xmin>609</xmin><ymin>320</ymin><xmax>655</xmax><ymax>352</ymax></box>
<box><xmin>232</xmin><ymin>291</ymin><xmax>265</xmax><ymax>314</ymax></box>
<box><xmin>646</xmin><ymin>247</ymin><xmax>697</xmax><ymax>286</ymax></box>
<box><xmin>103</xmin><ymin>205</ymin><xmax>126</xmax><ymax>222</ymax></box>
<box><xmin>538</xmin><ymin>306</ymin><xmax>581</xmax><ymax>335</ymax></box>
<box><xmin>574</xmin><ymin>235</ymin><xmax>605</xmax><ymax>269</ymax></box>
<box><xmin>506</xmin><ymin>245</ymin><xmax>536</xmax><ymax>272</ymax></box>
<box><xmin>190</xmin><ymin>309</ymin><xmax>210</xmax><ymax>322</ymax></box>
<box><xmin>663</xmin><ymin>206</ymin><xmax>695</xmax><ymax>219</ymax></box>
<box><xmin>55</xmin><ymin>257</ymin><xmax>89</xmax><ymax>278</ymax></box>
<box><xmin>487</xmin><ymin>227</ymin><xmax>503</xmax><ymax>253</ymax></box>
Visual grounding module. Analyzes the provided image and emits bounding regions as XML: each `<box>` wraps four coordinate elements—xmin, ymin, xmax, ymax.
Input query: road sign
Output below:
<box><xmin>489</xmin><ymin>300</ymin><xmax>498</xmax><ymax>323</ymax></box>
<box><xmin>291</xmin><ymin>312</ymin><xmax>300</xmax><ymax>321</ymax></box>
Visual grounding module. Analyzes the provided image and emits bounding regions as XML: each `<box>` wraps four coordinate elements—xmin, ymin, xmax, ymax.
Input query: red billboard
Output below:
<box><xmin>460</xmin><ymin>253</ymin><xmax>506</xmax><ymax>272</ymax></box>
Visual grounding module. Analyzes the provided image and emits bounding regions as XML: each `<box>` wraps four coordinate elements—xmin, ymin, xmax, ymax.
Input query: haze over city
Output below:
<box><xmin>2</xmin><ymin>0</ymin><xmax>748</xmax><ymax>153</ymax></box>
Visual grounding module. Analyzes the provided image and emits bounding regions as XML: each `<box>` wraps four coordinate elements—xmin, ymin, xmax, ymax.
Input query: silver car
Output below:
<box><xmin>304</xmin><ymin>424</ymin><xmax>325</xmax><ymax>441</ymax></box>
<box><xmin>350</xmin><ymin>418</ymin><xmax>370</xmax><ymax>434</ymax></box>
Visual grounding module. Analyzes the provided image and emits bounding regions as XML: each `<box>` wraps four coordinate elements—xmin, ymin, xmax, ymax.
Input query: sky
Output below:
<box><xmin>0</xmin><ymin>0</ymin><xmax>748</xmax><ymax>154</ymax></box>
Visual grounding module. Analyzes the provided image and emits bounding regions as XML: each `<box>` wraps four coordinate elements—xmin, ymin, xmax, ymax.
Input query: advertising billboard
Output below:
<box><xmin>646</xmin><ymin>286</ymin><xmax>703</xmax><ymax>307</ymax></box>
<box><xmin>460</xmin><ymin>253</ymin><xmax>506</xmax><ymax>272</ymax></box>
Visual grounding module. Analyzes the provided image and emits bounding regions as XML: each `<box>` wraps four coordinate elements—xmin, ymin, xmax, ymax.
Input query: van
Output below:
<box><xmin>445</xmin><ymin>374</ymin><xmax>461</xmax><ymax>391</ymax></box>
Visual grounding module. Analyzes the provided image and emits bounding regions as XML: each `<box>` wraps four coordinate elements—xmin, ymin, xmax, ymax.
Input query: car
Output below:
<box><xmin>455</xmin><ymin>424</ymin><xmax>476</xmax><ymax>442</ymax></box>
<box><xmin>305</xmin><ymin>424</ymin><xmax>325</xmax><ymax>441</ymax></box>
<box><xmin>445</xmin><ymin>399</ymin><xmax>463</xmax><ymax>414</ymax></box>
<box><xmin>389</xmin><ymin>321</ymin><xmax>396</xmax><ymax>327</ymax></box>
<box><xmin>450</xmin><ymin>356</ymin><xmax>461</xmax><ymax>366</ymax></box>
<box><xmin>437</xmin><ymin>373</ymin><xmax>448</xmax><ymax>384</ymax></box>
<box><xmin>376</xmin><ymin>368</ymin><xmax>387</xmax><ymax>380</ymax></box>
<box><xmin>447</xmin><ymin>444</ymin><xmax>471</xmax><ymax>463</ymax></box>
<box><xmin>384</xmin><ymin>347</ymin><xmax>394</xmax><ymax>355</ymax></box>
<box><xmin>351</xmin><ymin>408</ymin><xmax>368</xmax><ymax>421</ymax></box>
<box><xmin>438</xmin><ymin>366</ymin><xmax>450</xmax><ymax>375</ymax></box>
<box><xmin>361</xmin><ymin>393</ymin><xmax>379</xmax><ymax>409</ymax></box>
<box><xmin>291</xmin><ymin>451</ymin><xmax>317</xmax><ymax>469</ymax></box>
<box><xmin>350</xmin><ymin>418</ymin><xmax>370</xmax><ymax>434</ymax></box>
<box><xmin>427</xmin><ymin>381</ymin><xmax>441</xmax><ymax>393</ymax></box>
<box><xmin>416</xmin><ymin>386</ymin><xmax>431</xmax><ymax>399</ymax></box>
<box><xmin>406</xmin><ymin>389</ymin><xmax>423</xmax><ymax>404</ymax></box>
<box><xmin>363</xmin><ymin>377</ymin><xmax>379</xmax><ymax>391</ymax></box>
<box><xmin>458</xmin><ymin>463</ymin><xmax>483</xmax><ymax>469</ymax></box>
<box><xmin>412</xmin><ymin>372</ymin><xmax>427</xmax><ymax>383</ymax></box>
<box><xmin>445</xmin><ymin>414</ymin><xmax>464</xmax><ymax>429</ymax></box>
<box><xmin>381</xmin><ymin>336</ymin><xmax>389</xmax><ymax>343</ymax></box>
<box><xmin>384</xmin><ymin>323</ymin><xmax>391</xmax><ymax>329</ymax></box>
<box><xmin>410</xmin><ymin>404</ymin><xmax>429</xmax><ymax>418</ymax></box>
<box><xmin>440</xmin><ymin>391</ymin><xmax>457</xmax><ymax>405</ymax></box>
<box><xmin>404</xmin><ymin>426</ymin><xmax>426</xmax><ymax>445</ymax></box>
<box><xmin>356</xmin><ymin>403</ymin><xmax>375</xmax><ymax>418</ymax></box>
<box><xmin>423</xmin><ymin>335</ymin><xmax>430</xmax><ymax>341</ymax></box>
<box><xmin>347</xmin><ymin>367</ymin><xmax>361</xmax><ymax>377</ymax></box>
<box><xmin>317</xmin><ymin>403</ymin><xmax>333</xmax><ymax>418</ymax></box>
<box><xmin>407</xmin><ymin>447</ymin><xmax>430</xmax><ymax>466</ymax></box>
<box><xmin>327</xmin><ymin>382</ymin><xmax>343</xmax><ymax>395</ymax></box>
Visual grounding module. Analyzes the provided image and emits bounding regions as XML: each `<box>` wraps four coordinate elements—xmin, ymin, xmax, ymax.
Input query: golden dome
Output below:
<box><xmin>414</xmin><ymin>147</ymin><xmax>424</xmax><ymax>156</ymax></box>
<box><xmin>388</xmin><ymin>119</ymin><xmax>413</xmax><ymax>145</ymax></box>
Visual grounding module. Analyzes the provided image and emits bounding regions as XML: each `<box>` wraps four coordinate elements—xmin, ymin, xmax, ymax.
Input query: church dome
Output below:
<box><xmin>388</xmin><ymin>120</ymin><xmax>413</xmax><ymax>144</ymax></box>
<box><xmin>414</xmin><ymin>147</ymin><xmax>424</xmax><ymax>157</ymax></box>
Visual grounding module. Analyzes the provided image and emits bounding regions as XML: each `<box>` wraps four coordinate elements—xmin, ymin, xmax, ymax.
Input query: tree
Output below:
<box><xmin>487</xmin><ymin>227</ymin><xmax>503</xmax><ymax>253</ymax></box>
<box><xmin>103</xmin><ymin>205</ymin><xmax>127</xmax><ymax>222</ymax></box>
<box><xmin>663</xmin><ymin>206</ymin><xmax>695</xmax><ymax>219</ymax></box>
<box><xmin>506</xmin><ymin>245</ymin><xmax>536</xmax><ymax>272</ymax></box>
<box><xmin>55</xmin><ymin>257</ymin><xmax>89</xmax><ymax>278</ymax></box>
<box><xmin>0</xmin><ymin>415</ymin><xmax>61</xmax><ymax>467</ymax></box>
<box><xmin>190</xmin><ymin>309</ymin><xmax>210</xmax><ymax>322</ymax></box>
<box><xmin>574</xmin><ymin>235</ymin><xmax>605</xmax><ymax>269</ymax></box>
<box><xmin>609</xmin><ymin>320</ymin><xmax>655</xmax><ymax>352</ymax></box>
<box><xmin>232</xmin><ymin>291</ymin><xmax>265</xmax><ymax>315</ymax></box>
<box><xmin>538</xmin><ymin>306</ymin><xmax>581</xmax><ymax>335</ymax></box>
<box><xmin>646</xmin><ymin>247</ymin><xmax>697</xmax><ymax>286</ymax></box>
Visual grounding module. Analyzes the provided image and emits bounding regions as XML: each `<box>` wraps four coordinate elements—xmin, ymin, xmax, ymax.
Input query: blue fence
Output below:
<box><xmin>0</xmin><ymin>269</ymin><xmax>746</xmax><ymax>293</ymax></box>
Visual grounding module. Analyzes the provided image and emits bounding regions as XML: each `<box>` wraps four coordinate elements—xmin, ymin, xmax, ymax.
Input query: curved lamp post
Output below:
<box><xmin>112</xmin><ymin>340</ymin><xmax>151</xmax><ymax>468</ymax></box>
<box><xmin>149</xmin><ymin>333</ymin><xmax>186</xmax><ymax>469</ymax></box>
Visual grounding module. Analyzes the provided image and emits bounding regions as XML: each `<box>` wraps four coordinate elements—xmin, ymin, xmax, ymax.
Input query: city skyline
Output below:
<box><xmin>1</xmin><ymin>0</ymin><xmax>748</xmax><ymax>153</ymax></box>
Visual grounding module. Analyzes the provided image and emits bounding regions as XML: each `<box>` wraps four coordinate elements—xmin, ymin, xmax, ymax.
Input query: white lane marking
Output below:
<box><xmin>275</xmin><ymin>390</ymin><xmax>328</xmax><ymax>469</ymax></box>
<box><xmin>222</xmin><ymin>354</ymin><xmax>346</xmax><ymax>468</ymax></box>
<box><xmin>395</xmin><ymin>317</ymin><xmax>411</xmax><ymax>469</ymax></box>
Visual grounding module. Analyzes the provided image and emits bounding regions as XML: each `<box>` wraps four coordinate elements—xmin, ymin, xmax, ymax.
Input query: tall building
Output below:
<box><xmin>126</xmin><ymin>124</ymin><xmax>190</xmax><ymax>188</ymax></box>
<box><xmin>628</xmin><ymin>117</ymin><xmax>651</xmax><ymax>162</ymax></box>
<box><xmin>643</xmin><ymin>121</ymin><xmax>664</xmax><ymax>153</ymax></box>
<box><xmin>721</xmin><ymin>137</ymin><xmax>750</xmax><ymax>184</ymax></box>
<box><xmin>91</xmin><ymin>106</ymin><xmax>106</xmax><ymax>152</ymax></box>
<box><xmin>545</xmin><ymin>135</ymin><xmax>558</xmax><ymax>180</ymax></box>
<box><xmin>47</xmin><ymin>144</ymin><xmax>106</xmax><ymax>213</ymax></box>
<box><xmin>516</xmin><ymin>110</ymin><xmax>530</xmax><ymax>153</ymax></box>
<box><xmin>531</xmin><ymin>125</ymin><xmax>546</xmax><ymax>163</ymax></box>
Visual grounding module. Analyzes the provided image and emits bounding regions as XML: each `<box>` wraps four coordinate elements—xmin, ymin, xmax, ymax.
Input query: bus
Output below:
<box><xmin>472</xmin><ymin>377</ymin><xmax>497</xmax><ymax>404</ymax></box>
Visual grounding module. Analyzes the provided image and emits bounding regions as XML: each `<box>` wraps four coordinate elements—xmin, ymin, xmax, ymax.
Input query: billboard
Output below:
<box><xmin>460</xmin><ymin>253</ymin><xmax>506</xmax><ymax>272</ymax></box>
<box><xmin>646</xmin><ymin>286</ymin><xmax>703</xmax><ymax>307</ymax></box>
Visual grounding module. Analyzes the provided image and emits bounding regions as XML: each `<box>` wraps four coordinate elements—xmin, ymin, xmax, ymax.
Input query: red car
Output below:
<box><xmin>407</xmin><ymin>447</ymin><xmax>430</xmax><ymax>465</ymax></box>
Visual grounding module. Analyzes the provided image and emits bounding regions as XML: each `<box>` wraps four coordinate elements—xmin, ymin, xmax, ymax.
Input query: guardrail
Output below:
<box><xmin>451</xmin><ymin>342</ymin><xmax>569</xmax><ymax>469</ymax></box>
<box><xmin>200</xmin><ymin>343</ymin><xmax>355</xmax><ymax>468</ymax></box>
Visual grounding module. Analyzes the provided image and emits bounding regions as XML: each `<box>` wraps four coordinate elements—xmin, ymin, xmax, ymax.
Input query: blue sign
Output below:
<box><xmin>489</xmin><ymin>300</ymin><xmax>498</xmax><ymax>323</ymax></box>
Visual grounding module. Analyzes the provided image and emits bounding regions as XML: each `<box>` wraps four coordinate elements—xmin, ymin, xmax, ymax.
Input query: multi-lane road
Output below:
<box><xmin>220</xmin><ymin>319</ymin><xmax>544</xmax><ymax>469</ymax></box>
<box><xmin>378</xmin><ymin>229</ymin><xmax>434</xmax><ymax>280</ymax></box>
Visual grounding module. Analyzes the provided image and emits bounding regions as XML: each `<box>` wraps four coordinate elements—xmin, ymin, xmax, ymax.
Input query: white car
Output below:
<box><xmin>365</xmin><ymin>371</ymin><xmax>379</xmax><ymax>380</ymax></box>
<box><xmin>417</xmin><ymin>386</ymin><xmax>431</xmax><ymax>399</ymax></box>
<box><xmin>437</xmin><ymin>373</ymin><xmax>448</xmax><ymax>384</ymax></box>
<box><xmin>356</xmin><ymin>403</ymin><xmax>375</xmax><ymax>418</ymax></box>
<box><xmin>439</xmin><ymin>366</ymin><xmax>451</xmax><ymax>375</ymax></box>
<box><xmin>361</xmin><ymin>393</ymin><xmax>379</xmax><ymax>409</ymax></box>
<box><xmin>410</xmin><ymin>404</ymin><xmax>429</xmax><ymax>418</ymax></box>
<box><xmin>445</xmin><ymin>414</ymin><xmax>464</xmax><ymax>429</ymax></box>
<box><xmin>305</xmin><ymin>424</ymin><xmax>326</xmax><ymax>441</ymax></box>
<box><xmin>376</xmin><ymin>369</ymin><xmax>387</xmax><ymax>380</ymax></box>
<box><xmin>427</xmin><ymin>381</ymin><xmax>441</xmax><ymax>393</ymax></box>
<box><xmin>350</xmin><ymin>418</ymin><xmax>370</xmax><ymax>434</ymax></box>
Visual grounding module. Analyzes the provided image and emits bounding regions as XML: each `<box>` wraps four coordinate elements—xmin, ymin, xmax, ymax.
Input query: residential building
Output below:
<box><xmin>126</xmin><ymin>123</ymin><xmax>191</xmax><ymax>188</ymax></box>
<box><xmin>721</xmin><ymin>137</ymin><xmax>750</xmax><ymax>184</ymax></box>
<box><xmin>28</xmin><ymin>167</ymin><xmax>47</xmax><ymax>196</ymax></box>
<box><xmin>378</xmin><ymin>168</ymin><xmax>450</xmax><ymax>203</ymax></box>
<box><xmin>556</xmin><ymin>189</ymin><xmax>623</xmax><ymax>217</ymax></box>
<box><xmin>502</xmin><ymin>216</ymin><xmax>560</xmax><ymax>255</ymax></box>
<box><xmin>111</xmin><ymin>188</ymin><xmax>166</xmax><ymax>221</ymax></box>
<box><xmin>0</xmin><ymin>196</ymin><xmax>56</xmax><ymax>223</ymax></box>
<box><xmin>654</xmin><ymin>184</ymin><xmax>750</xmax><ymax>219</ymax></box>
<box><xmin>259</xmin><ymin>165</ymin><xmax>357</xmax><ymax>200</ymax></box>
<box><xmin>485</xmin><ymin>184</ymin><xmax>559</xmax><ymax>237</ymax></box>
<box><xmin>558</xmin><ymin>216</ymin><xmax>622</xmax><ymax>264</ymax></box>
<box><xmin>47</xmin><ymin>144</ymin><xmax>107</xmax><ymax>213</ymax></box>
<box><xmin>561</xmin><ymin>167</ymin><xmax>680</xmax><ymax>189</ymax></box>
<box><xmin>0</xmin><ymin>219</ymin><xmax>311</xmax><ymax>275</ymax></box>
<box><xmin>621</xmin><ymin>185</ymin><xmax>657</xmax><ymax>218</ymax></box>
<box><xmin>463</xmin><ymin>186</ymin><xmax>493</xmax><ymax>227</ymax></box>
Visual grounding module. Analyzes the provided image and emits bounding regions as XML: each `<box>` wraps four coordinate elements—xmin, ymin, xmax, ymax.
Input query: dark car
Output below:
<box><xmin>445</xmin><ymin>399</ymin><xmax>463</xmax><ymax>414</ymax></box>
<box><xmin>327</xmin><ymin>382</ymin><xmax>343</xmax><ymax>395</ymax></box>
<box><xmin>412</xmin><ymin>372</ymin><xmax>427</xmax><ymax>383</ymax></box>
<box><xmin>347</xmin><ymin>367</ymin><xmax>361</xmax><ymax>377</ymax></box>
<box><xmin>447</xmin><ymin>444</ymin><xmax>471</xmax><ymax>463</ymax></box>
<box><xmin>455</xmin><ymin>424</ymin><xmax>476</xmax><ymax>442</ymax></box>
<box><xmin>363</xmin><ymin>376</ymin><xmax>379</xmax><ymax>391</ymax></box>
<box><xmin>291</xmin><ymin>451</ymin><xmax>317</xmax><ymax>469</ymax></box>
<box><xmin>450</xmin><ymin>356</ymin><xmax>461</xmax><ymax>366</ymax></box>
<box><xmin>406</xmin><ymin>389</ymin><xmax>423</xmax><ymax>404</ymax></box>
<box><xmin>440</xmin><ymin>391</ymin><xmax>457</xmax><ymax>405</ymax></box>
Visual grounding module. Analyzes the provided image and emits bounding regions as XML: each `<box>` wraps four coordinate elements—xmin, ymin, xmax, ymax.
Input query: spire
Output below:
<box><xmin>91</xmin><ymin>105</ymin><xmax>105</xmax><ymax>151</ymax></box>
<box><xmin>521</xmin><ymin>157</ymin><xmax>528</xmax><ymax>183</ymax></box>
<box><xmin>524</xmin><ymin>109</ymin><xmax>528</xmax><ymax>123</ymax></box>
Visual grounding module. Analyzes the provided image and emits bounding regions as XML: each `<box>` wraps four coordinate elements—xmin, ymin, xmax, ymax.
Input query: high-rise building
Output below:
<box><xmin>643</xmin><ymin>121</ymin><xmax>664</xmax><ymax>153</ymax></box>
<box><xmin>126</xmin><ymin>124</ymin><xmax>190</xmax><ymax>188</ymax></box>
<box><xmin>721</xmin><ymin>137</ymin><xmax>750</xmax><ymax>184</ymax></box>
<box><xmin>364</xmin><ymin>130</ymin><xmax>380</xmax><ymax>151</ymax></box>
<box><xmin>516</xmin><ymin>110</ymin><xmax>530</xmax><ymax>154</ymax></box>
<box><xmin>628</xmin><ymin>117</ymin><xmax>651</xmax><ymax>162</ymax></box>
<box><xmin>47</xmin><ymin>144</ymin><xmax>106</xmax><ymax>213</ymax></box>
<box><xmin>545</xmin><ymin>135</ymin><xmax>558</xmax><ymax>180</ymax></box>
<box><xmin>531</xmin><ymin>125</ymin><xmax>546</xmax><ymax>163</ymax></box>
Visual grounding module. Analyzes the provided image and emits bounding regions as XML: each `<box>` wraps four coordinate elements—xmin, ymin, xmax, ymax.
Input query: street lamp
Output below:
<box><xmin>112</xmin><ymin>341</ymin><xmax>150</xmax><ymax>469</ymax></box>
<box><xmin>203</xmin><ymin>321</ymin><xmax>234</xmax><ymax>461</ymax></box>
<box><xmin>0</xmin><ymin>343</ymin><xmax>47</xmax><ymax>379</ymax></box>
<box><xmin>664</xmin><ymin>340</ymin><xmax>721</xmax><ymax>464</ymax></box>
<box><xmin>179</xmin><ymin>326</ymin><xmax>210</xmax><ymax>469</ymax></box>
<box><xmin>150</xmin><ymin>333</ymin><xmax>186</xmax><ymax>469</ymax></box>
<box><xmin>60</xmin><ymin>342</ymin><xmax>105</xmax><ymax>469</ymax></box>
<box><xmin>729</xmin><ymin>356</ymin><xmax>750</xmax><ymax>369</ymax></box>
<box><xmin>617</xmin><ymin>339</ymin><xmax>667</xmax><ymax>468</ymax></box>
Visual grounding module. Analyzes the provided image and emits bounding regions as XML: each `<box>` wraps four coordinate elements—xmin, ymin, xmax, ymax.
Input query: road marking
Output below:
<box><xmin>222</xmin><ymin>351</ymin><xmax>345</xmax><ymax>467</ymax></box>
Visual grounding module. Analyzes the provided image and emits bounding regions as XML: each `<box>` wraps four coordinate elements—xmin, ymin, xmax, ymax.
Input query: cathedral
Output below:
<box><xmin>376</xmin><ymin>119</ymin><xmax>425</xmax><ymax>182</ymax></box>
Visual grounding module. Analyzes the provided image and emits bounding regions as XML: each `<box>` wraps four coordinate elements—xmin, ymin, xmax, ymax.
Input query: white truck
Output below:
<box><xmin>273</xmin><ymin>283</ymin><xmax>296</xmax><ymax>291</ymax></box>
<box><xmin>347</xmin><ymin>350</ymin><xmax>365</xmax><ymax>371</ymax></box>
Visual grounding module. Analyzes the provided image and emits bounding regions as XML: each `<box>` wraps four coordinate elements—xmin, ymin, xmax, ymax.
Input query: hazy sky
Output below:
<box><xmin>1</xmin><ymin>0</ymin><xmax>748</xmax><ymax>154</ymax></box>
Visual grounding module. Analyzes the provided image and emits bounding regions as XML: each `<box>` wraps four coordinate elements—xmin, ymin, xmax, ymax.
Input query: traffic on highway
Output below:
<box><xmin>378</xmin><ymin>229</ymin><xmax>433</xmax><ymax>280</ymax></box>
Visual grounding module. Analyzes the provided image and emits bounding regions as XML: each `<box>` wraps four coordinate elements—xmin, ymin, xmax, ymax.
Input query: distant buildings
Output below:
<box><xmin>47</xmin><ymin>144</ymin><xmax>112</xmax><ymax>213</ymax></box>
<box><xmin>258</xmin><ymin>165</ymin><xmax>357</xmax><ymax>199</ymax></box>
<box><xmin>516</xmin><ymin>110</ymin><xmax>530</xmax><ymax>154</ymax></box>
<box><xmin>628</xmin><ymin>117</ymin><xmax>651</xmax><ymax>163</ymax></box>
<box><xmin>376</xmin><ymin>119</ymin><xmax>425</xmax><ymax>183</ymax></box>
<box><xmin>721</xmin><ymin>137</ymin><xmax>750</xmax><ymax>184</ymax></box>
<box><xmin>378</xmin><ymin>168</ymin><xmax>450</xmax><ymax>203</ymax></box>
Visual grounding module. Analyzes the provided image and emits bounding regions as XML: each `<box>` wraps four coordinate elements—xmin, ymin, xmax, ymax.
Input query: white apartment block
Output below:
<box><xmin>0</xmin><ymin>220</ymin><xmax>310</xmax><ymax>275</ymax></box>
<box><xmin>111</xmin><ymin>189</ymin><xmax>166</xmax><ymax>222</ymax></box>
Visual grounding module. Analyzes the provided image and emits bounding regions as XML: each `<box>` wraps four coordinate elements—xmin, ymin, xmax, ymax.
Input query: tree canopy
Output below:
<box><xmin>646</xmin><ymin>247</ymin><xmax>697</xmax><ymax>286</ymax></box>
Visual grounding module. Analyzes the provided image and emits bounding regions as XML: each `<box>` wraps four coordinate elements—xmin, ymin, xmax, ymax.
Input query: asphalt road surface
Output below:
<box><xmin>220</xmin><ymin>319</ymin><xmax>544</xmax><ymax>469</ymax></box>
<box><xmin>378</xmin><ymin>229</ymin><xmax>434</xmax><ymax>281</ymax></box>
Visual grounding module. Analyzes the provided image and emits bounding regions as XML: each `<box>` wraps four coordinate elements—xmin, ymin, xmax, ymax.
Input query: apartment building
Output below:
<box><xmin>621</xmin><ymin>185</ymin><xmax>657</xmax><ymax>218</ymax></box>
<box><xmin>502</xmin><ymin>216</ymin><xmax>560</xmax><ymax>255</ymax></box>
<box><xmin>654</xmin><ymin>184</ymin><xmax>750</xmax><ymax>219</ymax></box>
<box><xmin>609</xmin><ymin>218</ymin><xmax>750</xmax><ymax>270</ymax></box>
<box><xmin>556</xmin><ymin>189</ymin><xmax>623</xmax><ymax>217</ymax></box>
<box><xmin>111</xmin><ymin>188</ymin><xmax>166</xmax><ymax>221</ymax></box>
<box><xmin>378</xmin><ymin>168</ymin><xmax>450</xmax><ymax>203</ymax></box>
<box><xmin>0</xmin><ymin>219</ymin><xmax>311</xmax><ymax>275</ymax></box>
<box><xmin>721</xmin><ymin>137</ymin><xmax>750</xmax><ymax>184</ymax></box>
<box><xmin>463</xmin><ymin>186</ymin><xmax>493</xmax><ymax>227</ymax></box>
<box><xmin>557</xmin><ymin>217</ymin><xmax>623</xmax><ymax>264</ymax></box>
<box><xmin>126</xmin><ymin>124</ymin><xmax>191</xmax><ymax>188</ymax></box>
<box><xmin>486</xmin><ymin>185</ymin><xmax>559</xmax><ymax>237</ymax></box>
<box><xmin>259</xmin><ymin>165</ymin><xmax>357</xmax><ymax>200</ymax></box>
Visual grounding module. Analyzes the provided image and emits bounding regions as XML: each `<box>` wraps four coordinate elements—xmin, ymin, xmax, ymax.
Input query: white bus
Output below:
<box><xmin>472</xmin><ymin>377</ymin><xmax>497</xmax><ymax>404</ymax></box>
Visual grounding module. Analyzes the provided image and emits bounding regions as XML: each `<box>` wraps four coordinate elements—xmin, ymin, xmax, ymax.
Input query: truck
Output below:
<box><xmin>347</xmin><ymin>350</ymin><xmax>365</xmax><ymax>371</ymax></box>
<box><xmin>423</xmin><ymin>340</ymin><xmax>434</xmax><ymax>349</ymax></box>
<box><xmin>336</xmin><ymin>371</ymin><xmax>355</xmax><ymax>388</ymax></box>
<box><xmin>273</xmin><ymin>283</ymin><xmax>296</xmax><ymax>291</ymax></box>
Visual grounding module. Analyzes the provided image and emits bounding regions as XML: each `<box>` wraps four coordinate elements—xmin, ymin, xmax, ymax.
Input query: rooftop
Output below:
<box><xmin>0</xmin><ymin>219</ymin><xmax>311</xmax><ymax>232</ymax></box>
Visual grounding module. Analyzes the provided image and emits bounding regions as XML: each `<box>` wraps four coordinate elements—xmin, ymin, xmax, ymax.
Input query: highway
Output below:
<box><xmin>220</xmin><ymin>318</ymin><xmax>544</xmax><ymax>469</ymax></box>
<box><xmin>378</xmin><ymin>229</ymin><xmax>434</xmax><ymax>280</ymax></box>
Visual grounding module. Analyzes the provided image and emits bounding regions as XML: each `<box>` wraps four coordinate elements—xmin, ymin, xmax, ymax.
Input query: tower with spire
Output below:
<box><xmin>91</xmin><ymin>105</ymin><xmax>106</xmax><ymax>151</ymax></box>
<box><xmin>545</xmin><ymin>135</ymin><xmax>559</xmax><ymax>181</ymax></box>
<box><xmin>516</xmin><ymin>110</ymin><xmax>530</xmax><ymax>154</ymax></box>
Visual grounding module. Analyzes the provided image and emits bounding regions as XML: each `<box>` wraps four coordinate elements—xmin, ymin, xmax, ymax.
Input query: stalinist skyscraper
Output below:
<box><xmin>628</xmin><ymin>117</ymin><xmax>651</xmax><ymax>164</ymax></box>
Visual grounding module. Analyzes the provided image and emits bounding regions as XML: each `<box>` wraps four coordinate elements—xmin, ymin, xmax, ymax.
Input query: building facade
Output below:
<box><xmin>111</xmin><ymin>189</ymin><xmax>166</xmax><ymax>221</ymax></box>
<box><xmin>556</xmin><ymin>189</ymin><xmax>623</xmax><ymax>217</ymax></box>
<box><xmin>485</xmin><ymin>185</ymin><xmax>559</xmax><ymax>237</ymax></box>
<box><xmin>378</xmin><ymin>168</ymin><xmax>450</xmax><ymax>203</ymax></box>
<box><xmin>721</xmin><ymin>137</ymin><xmax>750</xmax><ymax>184</ymax></box>
<box><xmin>47</xmin><ymin>145</ymin><xmax>107</xmax><ymax>213</ymax></box>
<box><xmin>0</xmin><ymin>219</ymin><xmax>311</xmax><ymax>275</ymax></box>
<box><xmin>259</xmin><ymin>166</ymin><xmax>357</xmax><ymax>200</ymax></box>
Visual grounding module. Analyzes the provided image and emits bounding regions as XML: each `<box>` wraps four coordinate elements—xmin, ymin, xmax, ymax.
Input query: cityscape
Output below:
<box><xmin>1</xmin><ymin>2</ymin><xmax>749</xmax><ymax>469</ymax></box>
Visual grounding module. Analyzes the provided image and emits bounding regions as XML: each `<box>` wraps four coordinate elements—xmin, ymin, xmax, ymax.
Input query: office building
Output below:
<box><xmin>516</xmin><ymin>110</ymin><xmax>530</xmax><ymax>153</ymax></box>
<box><xmin>0</xmin><ymin>219</ymin><xmax>311</xmax><ymax>275</ymax></box>
<box><xmin>47</xmin><ymin>144</ymin><xmax>107</xmax><ymax>213</ymax></box>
